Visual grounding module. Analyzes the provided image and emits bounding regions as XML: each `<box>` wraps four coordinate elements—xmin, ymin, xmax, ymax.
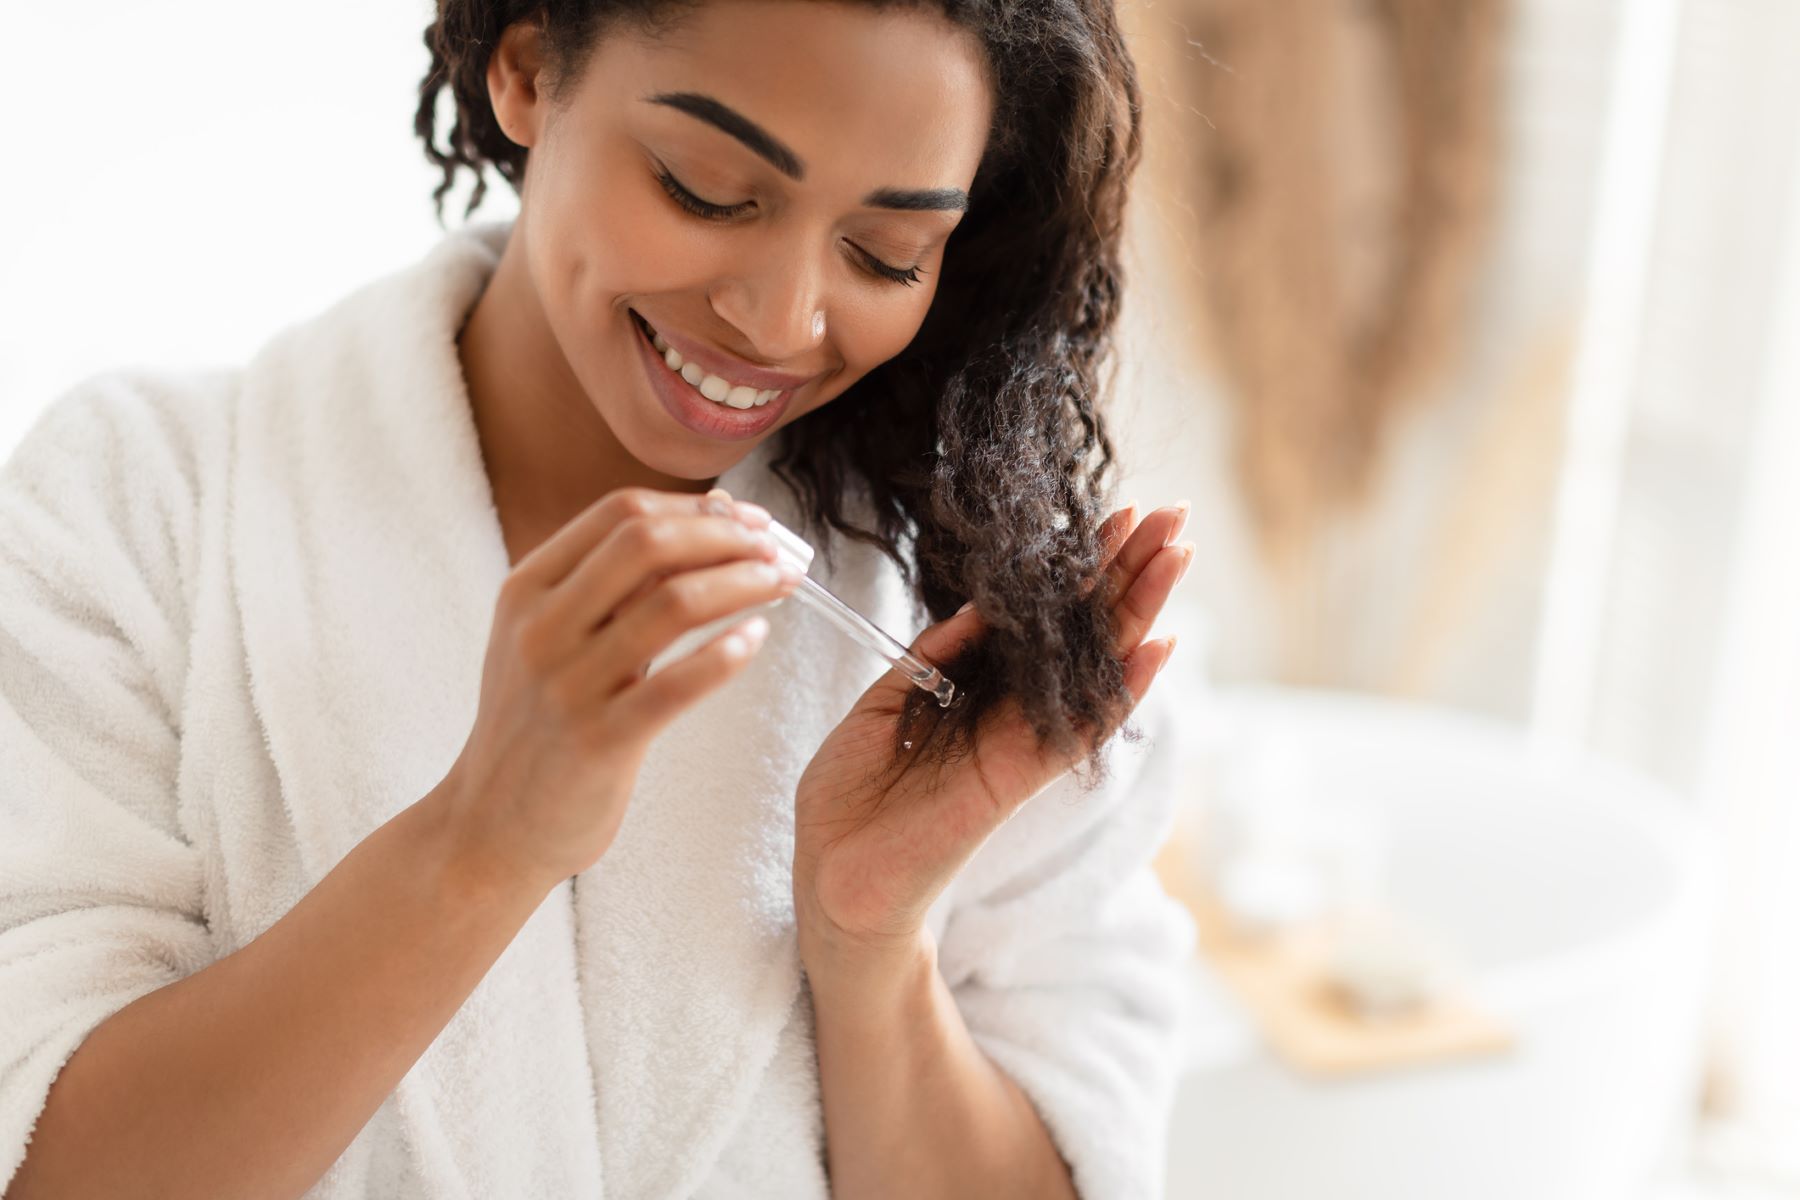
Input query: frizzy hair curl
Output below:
<box><xmin>415</xmin><ymin>0</ymin><xmax>1148</xmax><ymax>786</ymax></box>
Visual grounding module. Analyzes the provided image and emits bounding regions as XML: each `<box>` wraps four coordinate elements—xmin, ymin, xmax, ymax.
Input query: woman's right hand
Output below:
<box><xmin>439</xmin><ymin>485</ymin><xmax>803</xmax><ymax>893</ymax></box>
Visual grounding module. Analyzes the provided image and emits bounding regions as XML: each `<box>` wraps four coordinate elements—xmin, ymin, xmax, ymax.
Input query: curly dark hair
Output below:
<box><xmin>415</xmin><ymin>0</ymin><xmax>1146</xmax><ymax>786</ymax></box>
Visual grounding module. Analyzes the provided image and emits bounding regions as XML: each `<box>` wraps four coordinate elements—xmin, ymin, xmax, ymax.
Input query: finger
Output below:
<box><xmin>569</xmin><ymin>557</ymin><xmax>803</xmax><ymax>699</ymax></box>
<box><xmin>537</xmin><ymin>513</ymin><xmax>783</xmax><ymax>645</ymax></box>
<box><xmin>1073</xmin><ymin>501</ymin><xmax>1139</xmax><ymax>601</ymax></box>
<box><xmin>912</xmin><ymin>599</ymin><xmax>987</xmax><ymax>664</ymax></box>
<box><xmin>1100</xmin><ymin>499</ymin><xmax>1140</xmax><ymax>560</ymax></box>
<box><xmin>1122</xmin><ymin>635</ymin><xmax>1178</xmax><ymax>704</ymax></box>
<box><xmin>1111</xmin><ymin>540</ymin><xmax>1195</xmax><ymax>653</ymax></box>
<box><xmin>855</xmin><ymin>599</ymin><xmax>986</xmax><ymax>705</ymax></box>
<box><xmin>1097</xmin><ymin>501</ymin><xmax>1189</xmax><ymax>610</ymax></box>
<box><xmin>514</xmin><ymin>485</ymin><xmax>772</xmax><ymax>591</ymax></box>
<box><xmin>608</xmin><ymin>615</ymin><xmax>771</xmax><ymax>741</ymax></box>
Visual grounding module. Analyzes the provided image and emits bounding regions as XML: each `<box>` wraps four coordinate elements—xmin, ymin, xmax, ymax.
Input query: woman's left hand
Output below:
<box><xmin>792</xmin><ymin>501</ymin><xmax>1193</xmax><ymax>963</ymax></box>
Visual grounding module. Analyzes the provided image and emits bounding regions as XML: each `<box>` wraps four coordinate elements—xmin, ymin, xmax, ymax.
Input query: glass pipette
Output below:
<box><xmin>787</xmin><ymin>573</ymin><xmax>958</xmax><ymax>707</ymax></box>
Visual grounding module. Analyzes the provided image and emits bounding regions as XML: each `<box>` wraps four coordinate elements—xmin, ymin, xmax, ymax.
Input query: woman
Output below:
<box><xmin>0</xmin><ymin>0</ymin><xmax>1196</xmax><ymax>1196</ymax></box>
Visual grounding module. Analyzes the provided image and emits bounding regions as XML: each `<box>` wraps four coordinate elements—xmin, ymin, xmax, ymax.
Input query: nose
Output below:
<box><xmin>707</xmin><ymin>231</ymin><xmax>829</xmax><ymax>365</ymax></box>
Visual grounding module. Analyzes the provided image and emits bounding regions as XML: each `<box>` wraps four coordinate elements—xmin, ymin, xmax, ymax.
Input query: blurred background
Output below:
<box><xmin>3</xmin><ymin>2</ymin><xmax>1795</xmax><ymax>1198</ymax></box>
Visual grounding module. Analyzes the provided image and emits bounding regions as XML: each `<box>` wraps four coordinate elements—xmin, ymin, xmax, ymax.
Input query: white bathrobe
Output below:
<box><xmin>0</xmin><ymin>221</ymin><xmax>1196</xmax><ymax>1199</ymax></box>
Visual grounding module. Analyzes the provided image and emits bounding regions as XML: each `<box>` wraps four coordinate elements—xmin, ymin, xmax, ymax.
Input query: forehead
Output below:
<box><xmin>583</xmin><ymin>0</ymin><xmax>994</xmax><ymax>188</ymax></box>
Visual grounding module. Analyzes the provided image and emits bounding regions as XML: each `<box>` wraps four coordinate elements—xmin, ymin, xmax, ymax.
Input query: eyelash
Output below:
<box><xmin>655</xmin><ymin>166</ymin><xmax>748</xmax><ymax>221</ymax></box>
<box><xmin>653</xmin><ymin>166</ymin><xmax>925</xmax><ymax>287</ymax></box>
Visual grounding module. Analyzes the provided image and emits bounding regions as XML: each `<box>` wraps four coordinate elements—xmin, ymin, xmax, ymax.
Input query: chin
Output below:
<box><xmin>619</xmin><ymin>398</ymin><xmax>767</xmax><ymax>480</ymax></box>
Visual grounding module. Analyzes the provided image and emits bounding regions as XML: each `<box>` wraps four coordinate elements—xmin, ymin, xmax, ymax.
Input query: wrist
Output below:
<box><xmin>413</xmin><ymin>772</ymin><xmax>561</xmax><ymax>911</ymax></box>
<box><xmin>799</xmin><ymin>918</ymin><xmax>938</xmax><ymax>1006</ymax></box>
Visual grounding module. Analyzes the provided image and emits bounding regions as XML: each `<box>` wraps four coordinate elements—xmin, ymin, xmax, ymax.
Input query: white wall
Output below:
<box><xmin>0</xmin><ymin>0</ymin><xmax>514</xmax><ymax>452</ymax></box>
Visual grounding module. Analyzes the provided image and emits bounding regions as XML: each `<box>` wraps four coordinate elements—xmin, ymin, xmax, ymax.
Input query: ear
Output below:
<box><xmin>487</xmin><ymin>18</ymin><xmax>552</xmax><ymax>149</ymax></box>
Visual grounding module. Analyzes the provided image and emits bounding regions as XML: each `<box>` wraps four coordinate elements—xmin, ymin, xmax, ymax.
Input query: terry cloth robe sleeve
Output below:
<box><xmin>933</xmin><ymin>682</ymin><xmax>1197</xmax><ymax>1200</ymax></box>
<box><xmin>0</xmin><ymin>376</ymin><xmax>216</xmax><ymax>1193</ymax></box>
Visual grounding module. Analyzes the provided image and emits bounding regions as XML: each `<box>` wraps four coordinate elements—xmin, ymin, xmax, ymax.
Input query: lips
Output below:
<box><xmin>631</xmin><ymin>310</ymin><xmax>818</xmax><ymax>393</ymax></box>
<box><xmin>630</xmin><ymin>309</ymin><xmax>792</xmax><ymax>442</ymax></box>
<box><xmin>634</xmin><ymin>312</ymin><xmax>781</xmax><ymax>409</ymax></box>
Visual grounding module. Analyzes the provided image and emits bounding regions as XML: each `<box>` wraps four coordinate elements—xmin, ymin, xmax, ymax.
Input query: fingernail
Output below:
<box><xmin>727</xmin><ymin>615</ymin><xmax>770</xmax><ymax>654</ymax></box>
<box><xmin>735</xmin><ymin>500</ymin><xmax>772</xmax><ymax>527</ymax></box>
<box><xmin>1162</xmin><ymin>501</ymin><xmax>1191</xmax><ymax>547</ymax></box>
<box><xmin>1159</xmin><ymin>634</ymin><xmax>1179</xmax><ymax>670</ymax></box>
<box><xmin>777</xmin><ymin>560</ymin><xmax>805</xmax><ymax>584</ymax></box>
<box><xmin>1176</xmin><ymin>542</ymin><xmax>1196</xmax><ymax>584</ymax></box>
<box><xmin>955</xmin><ymin>599</ymin><xmax>975</xmax><ymax>615</ymax></box>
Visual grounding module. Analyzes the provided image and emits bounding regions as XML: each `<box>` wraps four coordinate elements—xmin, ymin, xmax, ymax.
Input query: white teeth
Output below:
<box><xmin>647</xmin><ymin>319</ymin><xmax>786</xmax><ymax>410</ymax></box>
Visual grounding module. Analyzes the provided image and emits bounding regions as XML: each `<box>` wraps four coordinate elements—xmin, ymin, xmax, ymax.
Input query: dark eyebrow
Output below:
<box><xmin>644</xmin><ymin>91</ymin><xmax>805</xmax><ymax>179</ymax></box>
<box><xmin>644</xmin><ymin>91</ymin><xmax>971</xmax><ymax>213</ymax></box>
<box><xmin>861</xmin><ymin>186</ymin><xmax>969</xmax><ymax>212</ymax></box>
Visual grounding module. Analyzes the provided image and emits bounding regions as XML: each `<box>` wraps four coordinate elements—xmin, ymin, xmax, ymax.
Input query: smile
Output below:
<box><xmin>631</xmin><ymin>311</ymin><xmax>782</xmax><ymax>409</ymax></box>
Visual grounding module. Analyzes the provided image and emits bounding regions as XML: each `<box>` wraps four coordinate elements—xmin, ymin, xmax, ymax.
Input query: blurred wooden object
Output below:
<box><xmin>1153</xmin><ymin>832</ymin><xmax>1515</xmax><ymax>1077</ymax></box>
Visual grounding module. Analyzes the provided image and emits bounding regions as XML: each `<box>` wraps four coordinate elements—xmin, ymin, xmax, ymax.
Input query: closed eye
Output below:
<box><xmin>657</xmin><ymin>162</ymin><xmax>926</xmax><ymax>287</ymax></box>
<box><xmin>850</xmin><ymin>245</ymin><xmax>924</xmax><ymax>286</ymax></box>
<box><xmin>655</xmin><ymin>166</ymin><xmax>752</xmax><ymax>220</ymax></box>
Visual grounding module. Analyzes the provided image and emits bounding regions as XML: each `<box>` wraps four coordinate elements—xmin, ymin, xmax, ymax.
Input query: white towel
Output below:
<box><xmin>0</xmin><ymin>220</ymin><xmax>1196</xmax><ymax>1199</ymax></box>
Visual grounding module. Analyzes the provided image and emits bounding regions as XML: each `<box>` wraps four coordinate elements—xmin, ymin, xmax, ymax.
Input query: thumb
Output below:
<box><xmin>857</xmin><ymin>600</ymin><xmax>985</xmax><ymax>709</ymax></box>
<box><xmin>909</xmin><ymin>598</ymin><xmax>985</xmax><ymax>665</ymax></box>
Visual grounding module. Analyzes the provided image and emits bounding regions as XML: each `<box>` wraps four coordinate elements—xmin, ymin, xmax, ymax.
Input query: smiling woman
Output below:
<box><xmin>447</xmin><ymin>4</ymin><xmax>987</xmax><ymax>496</ymax></box>
<box><xmin>0</xmin><ymin>1</ymin><xmax>1194</xmax><ymax>1198</ymax></box>
<box><xmin>427</xmin><ymin>0</ymin><xmax>1157</xmax><ymax>776</ymax></box>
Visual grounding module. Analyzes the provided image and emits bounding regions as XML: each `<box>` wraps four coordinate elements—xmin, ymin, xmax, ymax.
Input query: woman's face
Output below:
<box><xmin>496</xmin><ymin>0</ymin><xmax>994</xmax><ymax>481</ymax></box>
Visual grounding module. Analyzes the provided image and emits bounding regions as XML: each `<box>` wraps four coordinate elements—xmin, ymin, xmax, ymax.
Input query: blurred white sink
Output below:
<box><xmin>1164</xmin><ymin>687</ymin><xmax>1722</xmax><ymax>1200</ymax></box>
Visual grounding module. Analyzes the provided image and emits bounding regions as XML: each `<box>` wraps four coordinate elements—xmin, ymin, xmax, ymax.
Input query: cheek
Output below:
<box><xmin>832</xmin><ymin>288</ymin><xmax>936</xmax><ymax>379</ymax></box>
<box><xmin>523</xmin><ymin>140</ymin><xmax>715</xmax><ymax>329</ymax></box>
